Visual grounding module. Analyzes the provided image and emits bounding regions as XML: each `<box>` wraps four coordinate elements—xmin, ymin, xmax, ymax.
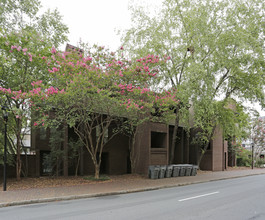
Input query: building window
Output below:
<box><xmin>151</xmin><ymin>132</ymin><xmax>167</xmax><ymax>148</ymax></box>
<box><xmin>40</xmin><ymin>127</ymin><xmax>47</xmax><ymax>140</ymax></box>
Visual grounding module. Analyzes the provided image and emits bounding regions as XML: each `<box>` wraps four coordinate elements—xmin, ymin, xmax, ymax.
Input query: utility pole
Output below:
<box><xmin>252</xmin><ymin>144</ymin><xmax>254</xmax><ymax>169</ymax></box>
<box><xmin>2</xmin><ymin>106</ymin><xmax>8</xmax><ymax>191</ymax></box>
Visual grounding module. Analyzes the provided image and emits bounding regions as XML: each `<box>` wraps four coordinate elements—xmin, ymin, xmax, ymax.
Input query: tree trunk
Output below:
<box><xmin>197</xmin><ymin>125</ymin><xmax>216</xmax><ymax>168</ymax></box>
<box><xmin>56</xmin><ymin>157</ymin><xmax>59</xmax><ymax>177</ymax></box>
<box><xmin>16</xmin><ymin>133</ymin><xmax>21</xmax><ymax>181</ymax></box>
<box><xmin>15</xmin><ymin>117</ymin><xmax>22</xmax><ymax>180</ymax></box>
<box><xmin>95</xmin><ymin>164</ymin><xmax>100</xmax><ymax>179</ymax></box>
<box><xmin>79</xmin><ymin>145</ymin><xmax>84</xmax><ymax>176</ymax></box>
<box><xmin>197</xmin><ymin>140</ymin><xmax>210</xmax><ymax>168</ymax></box>
<box><xmin>130</xmin><ymin>129</ymin><xmax>137</xmax><ymax>174</ymax></box>
<box><xmin>129</xmin><ymin>125</ymin><xmax>143</xmax><ymax>174</ymax></box>
<box><xmin>75</xmin><ymin>154</ymin><xmax>80</xmax><ymax>176</ymax></box>
<box><xmin>63</xmin><ymin>123</ymin><xmax>68</xmax><ymax>177</ymax></box>
<box><xmin>169</xmin><ymin>108</ymin><xmax>180</xmax><ymax>164</ymax></box>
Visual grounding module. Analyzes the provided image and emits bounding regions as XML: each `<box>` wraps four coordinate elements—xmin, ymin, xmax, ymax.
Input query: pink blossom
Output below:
<box><xmin>31</xmin><ymin>88</ymin><xmax>41</xmax><ymax>95</ymax></box>
<box><xmin>29</xmin><ymin>54</ymin><xmax>33</xmax><ymax>62</ymax></box>
<box><xmin>51</xmin><ymin>47</ymin><xmax>57</xmax><ymax>54</ymax></box>
<box><xmin>46</xmin><ymin>86</ymin><xmax>59</xmax><ymax>95</ymax></box>
<box><xmin>31</xmin><ymin>80</ymin><xmax>43</xmax><ymax>87</ymax></box>
<box><xmin>52</xmin><ymin>67</ymin><xmax>59</xmax><ymax>72</ymax></box>
<box><xmin>144</xmin><ymin>66</ymin><xmax>149</xmax><ymax>72</ymax></box>
<box><xmin>141</xmin><ymin>88</ymin><xmax>150</xmax><ymax>94</ymax></box>
<box><xmin>22</xmin><ymin>48</ymin><xmax>28</xmax><ymax>52</ymax></box>
<box><xmin>68</xmin><ymin>62</ymin><xmax>74</xmax><ymax>67</ymax></box>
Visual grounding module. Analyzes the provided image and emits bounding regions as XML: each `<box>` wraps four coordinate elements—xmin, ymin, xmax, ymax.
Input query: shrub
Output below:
<box><xmin>237</xmin><ymin>147</ymin><xmax>252</xmax><ymax>167</ymax></box>
<box><xmin>255</xmin><ymin>159</ymin><xmax>265</xmax><ymax>168</ymax></box>
<box><xmin>83</xmin><ymin>175</ymin><xmax>110</xmax><ymax>181</ymax></box>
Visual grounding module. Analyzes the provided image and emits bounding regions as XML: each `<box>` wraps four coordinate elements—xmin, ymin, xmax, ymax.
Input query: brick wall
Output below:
<box><xmin>199</xmin><ymin>126</ymin><xmax>227</xmax><ymax>171</ymax></box>
<box><xmin>212</xmin><ymin>126</ymin><xmax>224</xmax><ymax>171</ymax></box>
<box><xmin>134</xmin><ymin>123</ymin><xmax>150</xmax><ymax>175</ymax></box>
<box><xmin>32</xmin><ymin>121</ymin><xmax>170</xmax><ymax>177</ymax></box>
<box><xmin>0</xmin><ymin>155</ymin><xmax>36</xmax><ymax>178</ymax></box>
<box><xmin>200</xmin><ymin>151</ymin><xmax>213</xmax><ymax>170</ymax></box>
<box><xmin>134</xmin><ymin>122</ymin><xmax>169</xmax><ymax>176</ymax></box>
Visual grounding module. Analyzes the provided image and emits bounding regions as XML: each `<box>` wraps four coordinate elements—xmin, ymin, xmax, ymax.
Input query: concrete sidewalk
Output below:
<box><xmin>1</xmin><ymin>168</ymin><xmax>265</xmax><ymax>208</ymax></box>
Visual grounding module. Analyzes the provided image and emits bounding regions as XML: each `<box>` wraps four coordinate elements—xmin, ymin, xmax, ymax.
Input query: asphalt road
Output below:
<box><xmin>1</xmin><ymin>174</ymin><xmax>265</xmax><ymax>220</ymax></box>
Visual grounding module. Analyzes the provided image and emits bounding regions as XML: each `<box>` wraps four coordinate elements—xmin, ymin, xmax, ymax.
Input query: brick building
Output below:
<box><xmin>1</xmin><ymin>119</ymin><xmax>230</xmax><ymax>178</ymax></box>
<box><xmin>29</xmin><ymin>119</ymin><xmax>229</xmax><ymax>178</ymax></box>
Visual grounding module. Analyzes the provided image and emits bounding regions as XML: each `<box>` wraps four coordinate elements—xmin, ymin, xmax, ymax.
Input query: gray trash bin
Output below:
<box><xmin>172</xmin><ymin>165</ymin><xmax>181</xmax><ymax>177</ymax></box>
<box><xmin>149</xmin><ymin>165</ymin><xmax>160</xmax><ymax>179</ymax></box>
<box><xmin>191</xmin><ymin>165</ymin><xmax>198</xmax><ymax>176</ymax></box>
<box><xmin>159</xmin><ymin>165</ymin><xmax>166</xmax><ymax>179</ymax></box>
<box><xmin>165</xmin><ymin>165</ymin><xmax>173</xmax><ymax>178</ymax></box>
<box><xmin>184</xmin><ymin>164</ymin><xmax>193</xmax><ymax>176</ymax></box>
<box><xmin>177</xmin><ymin>164</ymin><xmax>186</xmax><ymax>176</ymax></box>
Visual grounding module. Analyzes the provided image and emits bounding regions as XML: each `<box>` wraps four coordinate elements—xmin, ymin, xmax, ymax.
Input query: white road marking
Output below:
<box><xmin>178</xmin><ymin>191</ymin><xmax>220</xmax><ymax>202</ymax></box>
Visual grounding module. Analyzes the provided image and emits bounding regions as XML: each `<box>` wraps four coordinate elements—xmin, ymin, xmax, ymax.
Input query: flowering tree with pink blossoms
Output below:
<box><xmin>252</xmin><ymin>117</ymin><xmax>265</xmax><ymax>160</ymax></box>
<box><xmin>0</xmin><ymin>30</ymin><xmax>56</xmax><ymax>179</ymax></box>
<box><xmin>32</xmin><ymin>45</ymin><xmax>177</xmax><ymax>178</ymax></box>
<box><xmin>0</xmin><ymin>0</ymin><xmax>68</xmax><ymax>180</ymax></box>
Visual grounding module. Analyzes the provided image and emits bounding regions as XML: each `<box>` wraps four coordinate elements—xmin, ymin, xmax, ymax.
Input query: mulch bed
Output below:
<box><xmin>0</xmin><ymin>174</ymin><xmax>144</xmax><ymax>191</ymax></box>
<box><xmin>0</xmin><ymin>167</ymin><xmax>254</xmax><ymax>190</ymax></box>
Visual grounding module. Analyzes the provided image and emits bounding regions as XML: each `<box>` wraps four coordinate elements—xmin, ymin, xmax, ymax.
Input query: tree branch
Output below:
<box><xmin>214</xmin><ymin>68</ymin><xmax>230</xmax><ymax>97</ymax></box>
<box><xmin>178</xmin><ymin>51</ymin><xmax>188</xmax><ymax>85</ymax></box>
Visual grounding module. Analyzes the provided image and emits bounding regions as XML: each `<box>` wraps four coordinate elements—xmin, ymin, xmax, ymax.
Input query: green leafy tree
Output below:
<box><xmin>252</xmin><ymin>117</ymin><xmax>265</xmax><ymax>160</ymax></box>
<box><xmin>0</xmin><ymin>0</ymin><xmax>68</xmax><ymax>47</ymax></box>
<box><xmin>0</xmin><ymin>0</ymin><xmax>68</xmax><ymax>180</ymax></box>
<box><xmin>193</xmin><ymin>99</ymin><xmax>250</xmax><ymax>166</ymax></box>
<box><xmin>0</xmin><ymin>31</ymin><xmax>52</xmax><ymax>180</ymax></box>
<box><xmin>0</xmin><ymin>121</ymin><xmax>14</xmax><ymax>166</ymax></box>
<box><xmin>122</xmin><ymin>0</ymin><xmax>265</xmax><ymax>164</ymax></box>
<box><xmin>237</xmin><ymin>146</ymin><xmax>252</xmax><ymax>167</ymax></box>
<box><xmin>68</xmin><ymin>137</ymin><xmax>83</xmax><ymax>176</ymax></box>
<box><xmin>45</xmin><ymin>128</ymin><xmax>64</xmax><ymax>176</ymax></box>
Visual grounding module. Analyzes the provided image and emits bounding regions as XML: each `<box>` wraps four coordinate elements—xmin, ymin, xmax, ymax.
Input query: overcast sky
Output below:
<box><xmin>40</xmin><ymin>0</ymin><xmax>161</xmax><ymax>51</ymax></box>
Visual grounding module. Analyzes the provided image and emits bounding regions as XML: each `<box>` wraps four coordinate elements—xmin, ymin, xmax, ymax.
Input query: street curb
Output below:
<box><xmin>1</xmin><ymin>172</ymin><xmax>265</xmax><ymax>208</ymax></box>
